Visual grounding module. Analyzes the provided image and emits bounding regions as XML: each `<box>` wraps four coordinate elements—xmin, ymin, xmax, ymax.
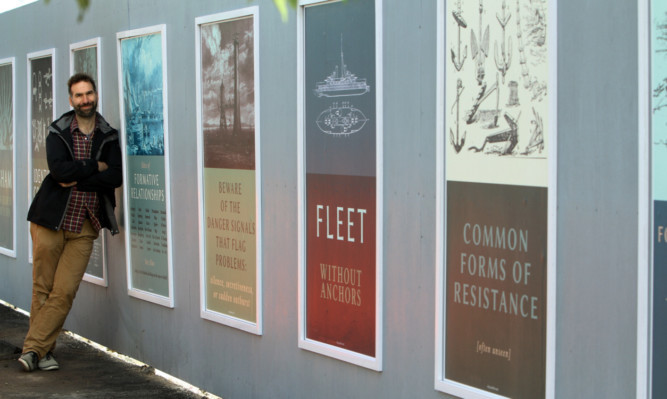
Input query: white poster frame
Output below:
<box><xmin>434</xmin><ymin>0</ymin><xmax>557</xmax><ymax>397</ymax></box>
<box><xmin>195</xmin><ymin>6</ymin><xmax>263</xmax><ymax>335</ymax></box>
<box><xmin>296</xmin><ymin>0</ymin><xmax>384</xmax><ymax>371</ymax></box>
<box><xmin>637</xmin><ymin>0</ymin><xmax>650</xmax><ymax>397</ymax></box>
<box><xmin>117</xmin><ymin>25</ymin><xmax>174</xmax><ymax>308</ymax></box>
<box><xmin>27</xmin><ymin>48</ymin><xmax>56</xmax><ymax>265</ymax></box>
<box><xmin>69</xmin><ymin>37</ymin><xmax>108</xmax><ymax>287</ymax></box>
<box><xmin>0</xmin><ymin>57</ymin><xmax>16</xmax><ymax>258</ymax></box>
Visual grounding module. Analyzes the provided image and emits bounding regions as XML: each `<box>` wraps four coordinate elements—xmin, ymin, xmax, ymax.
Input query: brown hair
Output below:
<box><xmin>67</xmin><ymin>73</ymin><xmax>97</xmax><ymax>96</ymax></box>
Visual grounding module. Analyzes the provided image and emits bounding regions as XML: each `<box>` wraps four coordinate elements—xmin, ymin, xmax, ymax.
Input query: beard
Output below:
<box><xmin>73</xmin><ymin>100</ymin><xmax>97</xmax><ymax>118</ymax></box>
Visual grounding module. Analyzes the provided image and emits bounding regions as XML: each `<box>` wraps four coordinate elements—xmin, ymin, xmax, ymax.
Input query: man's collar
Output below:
<box><xmin>70</xmin><ymin>115</ymin><xmax>99</xmax><ymax>135</ymax></box>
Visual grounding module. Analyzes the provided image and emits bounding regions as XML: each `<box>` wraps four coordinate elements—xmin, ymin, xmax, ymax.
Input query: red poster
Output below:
<box><xmin>301</xmin><ymin>0</ymin><xmax>379</xmax><ymax>367</ymax></box>
<box><xmin>306</xmin><ymin>173</ymin><xmax>376</xmax><ymax>356</ymax></box>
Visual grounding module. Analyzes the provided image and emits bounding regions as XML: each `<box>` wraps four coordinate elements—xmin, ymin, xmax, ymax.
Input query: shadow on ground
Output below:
<box><xmin>0</xmin><ymin>303</ymin><xmax>207</xmax><ymax>398</ymax></box>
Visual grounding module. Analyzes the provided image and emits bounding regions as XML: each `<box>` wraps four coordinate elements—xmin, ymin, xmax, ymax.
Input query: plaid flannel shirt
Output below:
<box><xmin>60</xmin><ymin>117</ymin><xmax>102</xmax><ymax>233</ymax></box>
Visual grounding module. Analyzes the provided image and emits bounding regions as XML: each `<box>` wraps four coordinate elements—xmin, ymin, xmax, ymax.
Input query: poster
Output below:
<box><xmin>0</xmin><ymin>59</ymin><xmax>14</xmax><ymax>257</ymax></box>
<box><xmin>299</xmin><ymin>0</ymin><xmax>382</xmax><ymax>370</ymax></box>
<box><xmin>196</xmin><ymin>7</ymin><xmax>262</xmax><ymax>334</ymax></box>
<box><xmin>28</xmin><ymin>53</ymin><xmax>54</xmax><ymax>203</ymax></box>
<box><xmin>117</xmin><ymin>26</ymin><xmax>173</xmax><ymax>306</ymax></box>
<box><xmin>437</xmin><ymin>0</ymin><xmax>554</xmax><ymax>397</ymax></box>
<box><xmin>72</xmin><ymin>46</ymin><xmax>97</xmax><ymax>80</ymax></box>
<box><xmin>445</xmin><ymin>0</ymin><xmax>549</xmax><ymax>186</ymax></box>
<box><xmin>28</xmin><ymin>50</ymin><xmax>55</xmax><ymax>263</ymax></box>
<box><xmin>445</xmin><ymin>182</ymin><xmax>546</xmax><ymax>398</ymax></box>
<box><xmin>653</xmin><ymin>204</ymin><xmax>667</xmax><ymax>398</ymax></box>
<box><xmin>71</xmin><ymin>38</ymin><xmax>106</xmax><ymax>285</ymax></box>
<box><xmin>651</xmin><ymin>1</ymin><xmax>667</xmax><ymax>396</ymax></box>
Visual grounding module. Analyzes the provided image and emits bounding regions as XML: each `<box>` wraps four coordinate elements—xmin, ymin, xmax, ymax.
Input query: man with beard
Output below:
<box><xmin>18</xmin><ymin>73</ymin><xmax>122</xmax><ymax>371</ymax></box>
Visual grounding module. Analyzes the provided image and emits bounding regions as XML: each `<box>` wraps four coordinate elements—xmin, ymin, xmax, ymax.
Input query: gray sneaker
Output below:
<box><xmin>18</xmin><ymin>351</ymin><xmax>38</xmax><ymax>371</ymax></box>
<box><xmin>38</xmin><ymin>351</ymin><xmax>59</xmax><ymax>371</ymax></box>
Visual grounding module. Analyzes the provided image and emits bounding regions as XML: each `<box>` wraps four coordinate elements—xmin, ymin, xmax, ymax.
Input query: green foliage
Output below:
<box><xmin>273</xmin><ymin>0</ymin><xmax>298</xmax><ymax>22</ymax></box>
<box><xmin>43</xmin><ymin>0</ymin><xmax>344</xmax><ymax>23</ymax></box>
<box><xmin>43</xmin><ymin>0</ymin><xmax>90</xmax><ymax>22</ymax></box>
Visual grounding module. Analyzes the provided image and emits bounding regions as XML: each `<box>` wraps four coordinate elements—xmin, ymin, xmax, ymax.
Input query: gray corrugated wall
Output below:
<box><xmin>0</xmin><ymin>0</ymin><xmax>640</xmax><ymax>398</ymax></box>
<box><xmin>556</xmin><ymin>0</ymin><xmax>638</xmax><ymax>398</ymax></box>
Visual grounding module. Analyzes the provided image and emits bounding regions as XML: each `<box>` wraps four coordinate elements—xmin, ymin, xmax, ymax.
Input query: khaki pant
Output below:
<box><xmin>23</xmin><ymin>220</ymin><xmax>99</xmax><ymax>358</ymax></box>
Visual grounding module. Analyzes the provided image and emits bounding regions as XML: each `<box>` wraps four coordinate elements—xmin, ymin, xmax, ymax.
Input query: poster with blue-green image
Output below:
<box><xmin>652</xmin><ymin>1</ymin><xmax>667</xmax><ymax>397</ymax></box>
<box><xmin>118</xmin><ymin>26</ymin><xmax>172</xmax><ymax>305</ymax></box>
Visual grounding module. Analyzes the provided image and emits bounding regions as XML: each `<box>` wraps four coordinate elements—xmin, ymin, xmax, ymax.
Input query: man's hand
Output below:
<box><xmin>59</xmin><ymin>181</ymin><xmax>77</xmax><ymax>188</ymax></box>
<box><xmin>98</xmin><ymin>161</ymin><xmax>108</xmax><ymax>172</ymax></box>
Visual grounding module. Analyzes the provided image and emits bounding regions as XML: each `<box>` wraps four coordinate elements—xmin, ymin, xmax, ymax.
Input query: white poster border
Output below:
<box><xmin>296</xmin><ymin>0</ymin><xmax>384</xmax><ymax>372</ymax></box>
<box><xmin>434</xmin><ymin>0</ymin><xmax>557</xmax><ymax>397</ymax></box>
<box><xmin>116</xmin><ymin>25</ymin><xmax>174</xmax><ymax>308</ymax></box>
<box><xmin>0</xmin><ymin>57</ymin><xmax>16</xmax><ymax>258</ymax></box>
<box><xmin>637</xmin><ymin>0</ymin><xmax>652</xmax><ymax>397</ymax></box>
<box><xmin>69</xmin><ymin>37</ymin><xmax>108</xmax><ymax>287</ymax></box>
<box><xmin>195</xmin><ymin>6</ymin><xmax>263</xmax><ymax>335</ymax></box>
<box><xmin>27</xmin><ymin>48</ymin><xmax>56</xmax><ymax>265</ymax></box>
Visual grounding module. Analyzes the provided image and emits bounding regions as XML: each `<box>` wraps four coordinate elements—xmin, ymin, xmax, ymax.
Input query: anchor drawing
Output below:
<box><xmin>450</xmin><ymin>4</ymin><xmax>468</xmax><ymax>72</ymax></box>
<box><xmin>468</xmin><ymin>111</ymin><xmax>520</xmax><ymax>155</ymax></box>
<box><xmin>522</xmin><ymin>107</ymin><xmax>544</xmax><ymax>155</ymax></box>
<box><xmin>449</xmin><ymin>79</ymin><xmax>466</xmax><ymax>153</ymax></box>
<box><xmin>471</xmin><ymin>0</ymin><xmax>490</xmax><ymax>85</ymax></box>
<box><xmin>494</xmin><ymin>0</ymin><xmax>512</xmax><ymax>83</ymax></box>
<box><xmin>465</xmin><ymin>73</ymin><xmax>500</xmax><ymax>127</ymax></box>
<box><xmin>516</xmin><ymin>0</ymin><xmax>531</xmax><ymax>90</ymax></box>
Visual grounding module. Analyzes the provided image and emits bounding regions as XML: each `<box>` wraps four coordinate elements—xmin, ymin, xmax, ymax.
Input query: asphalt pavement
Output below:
<box><xmin>0</xmin><ymin>302</ymin><xmax>215</xmax><ymax>398</ymax></box>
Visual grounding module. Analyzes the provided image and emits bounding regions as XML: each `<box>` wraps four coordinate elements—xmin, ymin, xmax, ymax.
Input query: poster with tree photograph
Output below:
<box><xmin>196</xmin><ymin>7</ymin><xmax>262</xmax><ymax>334</ymax></box>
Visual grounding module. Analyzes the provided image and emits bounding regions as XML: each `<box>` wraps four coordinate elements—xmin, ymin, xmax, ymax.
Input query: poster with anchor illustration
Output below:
<box><xmin>437</xmin><ymin>0</ymin><xmax>554</xmax><ymax>398</ymax></box>
<box><xmin>445</xmin><ymin>0</ymin><xmax>548</xmax><ymax>185</ymax></box>
<box><xmin>651</xmin><ymin>1</ymin><xmax>667</xmax><ymax>397</ymax></box>
<box><xmin>298</xmin><ymin>0</ymin><xmax>382</xmax><ymax>371</ymax></box>
<box><xmin>0</xmin><ymin>59</ymin><xmax>14</xmax><ymax>257</ymax></box>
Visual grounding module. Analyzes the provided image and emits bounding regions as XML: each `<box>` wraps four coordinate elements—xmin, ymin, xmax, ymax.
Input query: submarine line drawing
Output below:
<box><xmin>315</xmin><ymin>101</ymin><xmax>368</xmax><ymax>136</ymax></box>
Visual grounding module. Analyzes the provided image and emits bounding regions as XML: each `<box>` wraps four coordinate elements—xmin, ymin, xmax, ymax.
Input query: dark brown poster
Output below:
<box><xmin>446</xmin><ymin>181</ymin><xmax>547</xmax><ymax>398</ymax></box>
